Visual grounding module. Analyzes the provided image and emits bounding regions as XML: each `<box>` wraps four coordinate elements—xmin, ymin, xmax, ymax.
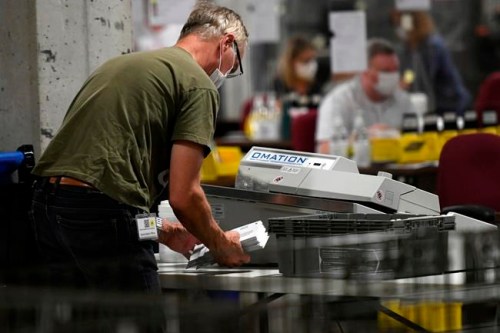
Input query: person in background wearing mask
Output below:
<box><xmin>273</xmin><ymin>35</ymin><xmax>322</xmax><ymax>99</ymax></box>
<box><xmin>240</xmin><ymin>35</ymin><xmax>322</xmax><ymax>141</ymax></box>
<box><xmin>393</xmin><ymin>10</ymin><xmax>471</xmax><ymax>116</ymax></box>
<box><xmin>316</xmin><ymin>38</ymin><xmax>415</xmax><ymax>154</ymax></box>
<box><xmin>30</xmin><ymin>1</ymin><xmax>250</xmax><ymax>294</ymax></box>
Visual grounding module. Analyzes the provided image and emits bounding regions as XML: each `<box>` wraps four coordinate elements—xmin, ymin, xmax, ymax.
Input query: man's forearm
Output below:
<box><xmin>170</xmin><ymin>185</ymin><xmax>228</xmax><ymax>252</ymax></box>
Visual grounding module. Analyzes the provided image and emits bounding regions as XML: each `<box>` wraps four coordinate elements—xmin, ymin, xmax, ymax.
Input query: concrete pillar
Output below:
<box><xmin>0</xmin><ymin>1</ymin><xmax>38</xmax><ymax>153</ymax></box>
<box><xmin>0</xmin><ymin>0</ymin><xmax>132</xmax><ymax>156</ymax></box>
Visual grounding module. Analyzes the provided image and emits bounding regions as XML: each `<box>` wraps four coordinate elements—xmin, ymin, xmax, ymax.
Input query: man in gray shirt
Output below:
<box><xmin>316</xmin><ymin>38</ymin><xmax>415</xmax><ymax>154</ymax></box>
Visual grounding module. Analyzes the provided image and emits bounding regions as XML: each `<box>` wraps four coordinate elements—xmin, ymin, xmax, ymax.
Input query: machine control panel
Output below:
<box><xmin>243</xmin><ymin>147</ymin><xmax>359</xmax><ymax>172</ymax></box>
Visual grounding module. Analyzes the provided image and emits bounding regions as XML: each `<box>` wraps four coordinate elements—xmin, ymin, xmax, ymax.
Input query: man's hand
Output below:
<box><xmin>211</xmin><ymin>230</ymin><xmax>251</xmax><ymax>268</ymax></box>
<box><xmin>367</xmin><ymin>123</ymin><xmax>398</xmax><ymax>138</ymax></box>
<box><xmin>158</xmin><ymin>221</ymin><xmax>200</xmax><ymax>259</ymax></box>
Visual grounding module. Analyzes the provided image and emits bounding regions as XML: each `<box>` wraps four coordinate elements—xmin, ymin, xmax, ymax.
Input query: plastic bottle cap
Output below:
<box><xmin>377</xmin><ymin>171</ymin><xmax>393</xmax><ymax>179</ymax></box>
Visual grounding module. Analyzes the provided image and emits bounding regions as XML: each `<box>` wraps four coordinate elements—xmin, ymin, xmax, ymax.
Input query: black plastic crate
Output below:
<box><xmin>268</xmin><ymin>213</ymin><xmax>455</xmax><ymax>280</ymax></box>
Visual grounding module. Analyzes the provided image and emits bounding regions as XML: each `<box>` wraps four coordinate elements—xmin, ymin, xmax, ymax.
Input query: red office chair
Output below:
<box><xmin>474</xmin><ymin>71</ymin><xmax>500</xmax><ymax>127</ymax></box>
<box><xmin>437</xmin><ymin>133</ymin><xmax>500</xmax><ymax>222</ymax></box>
<box><xmin>239</xmin><ymin>97</ymin><xmax>254</xmax><ymax>131</ymax></box>
<box><xmin>290</xmin><ymin>109</ymin><xmax>318</xmax><ymax>153</ymax></box>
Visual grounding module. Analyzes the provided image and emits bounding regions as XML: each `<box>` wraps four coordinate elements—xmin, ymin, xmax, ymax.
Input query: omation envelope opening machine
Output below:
<box><xmin>238</xmin><ymin>147</ymin><xmax>439</xmax><ymax>214</ymax></box>
<box><xmin>203</xmin><ymin>147</ymin><xmax>496</xmax><ymax>267</ymax></box>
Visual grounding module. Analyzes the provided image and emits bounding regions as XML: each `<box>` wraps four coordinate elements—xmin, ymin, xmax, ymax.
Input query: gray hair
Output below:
<box><xmin>179</xmin><ymin>1</ymin><xmax>249</xmax><ymax>47</ymax></box>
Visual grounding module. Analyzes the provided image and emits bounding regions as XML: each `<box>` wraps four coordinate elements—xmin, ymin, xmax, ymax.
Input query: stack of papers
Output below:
<box><xmin>186</xmin><ymin>220</ymin><xmax>269</xmax><ymax>269</ymax></box>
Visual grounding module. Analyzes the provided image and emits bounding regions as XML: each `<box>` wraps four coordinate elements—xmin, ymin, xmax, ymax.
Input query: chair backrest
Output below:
<box><xmin>239</xmin><ymin>97</ymin><xmax>254</xmax><ymax>130</ymax></box>
<box><xmin>474</xmin><ymin>71</ymin><xmax>500</xmax><ymax>127</ymax></box>
<box><xmin>437</xmin><ymin>133</ymin><xmax>500</xmax><ymax>211</ymax></box>
<box><xmin>291</xmin><ymin>109</ymin><xmax>317</xmax><ymax>153</ymax></box>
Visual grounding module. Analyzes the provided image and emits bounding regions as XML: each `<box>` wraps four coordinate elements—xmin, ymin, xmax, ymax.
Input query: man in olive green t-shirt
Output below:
<box><xmin>31</xmin><ymin>2</ymin><xmax>250</xmax><ymax>292</ymax></box>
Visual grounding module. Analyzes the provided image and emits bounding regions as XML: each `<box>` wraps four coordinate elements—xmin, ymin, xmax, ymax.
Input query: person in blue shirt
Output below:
<box><xmin>393</xmin><ymin>10</ymin><xmax>471</xmax><ymax>116</ymax></box>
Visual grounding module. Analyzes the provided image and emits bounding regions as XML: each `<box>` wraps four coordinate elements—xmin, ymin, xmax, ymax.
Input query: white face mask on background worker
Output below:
<box><xmin>210</xmin><ymin>40</ymin><xmax>237</xmax><ymax>89</ymax></box>
<box><xmin>375</xmin><ymin>71</ymin><xmax>400</xmax><ymax>96</ymax></box>
<box><xmin>295</xmin><ymin>59</ymin><xmax>318</xmax><ymax>81</ymax></box>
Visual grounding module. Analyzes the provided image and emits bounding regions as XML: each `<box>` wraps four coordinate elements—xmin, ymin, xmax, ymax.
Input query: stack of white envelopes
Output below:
<box><xmin>187</xmin><ymin>220</ymin><xmax>269</xmax><ymax>269</ymax></box>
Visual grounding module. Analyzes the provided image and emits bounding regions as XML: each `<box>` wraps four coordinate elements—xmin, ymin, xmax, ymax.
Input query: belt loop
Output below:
<box><xmin>50</xmin><ymin>176</ymin><xmax>61</xmax><ymax>194</ymax></box>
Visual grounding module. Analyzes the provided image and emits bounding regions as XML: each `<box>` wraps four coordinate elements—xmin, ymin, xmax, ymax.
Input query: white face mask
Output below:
<box><xmin>375</xmin><ymin>72</ymin><xmax>400</xmax><ymax>96</ymax></box>
<box><xmin>210</xmin><ymin>42</ymin><xmax>236</xmax><ymax>89</ymax></box>
<box><xmin>295</xmin><ymin>60</ymin><xmax>318</xmax><ymax>81</ymax></box>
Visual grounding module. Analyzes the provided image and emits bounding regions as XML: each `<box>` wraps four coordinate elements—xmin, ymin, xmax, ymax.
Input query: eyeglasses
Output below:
<box><xmin>227</xmin><ymin>41</ymin><xmax>244</xmax><ymax>78</ymax></box>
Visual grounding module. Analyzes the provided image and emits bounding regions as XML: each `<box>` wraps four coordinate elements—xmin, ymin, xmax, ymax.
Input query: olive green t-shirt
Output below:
<box><xmin>33</xmin><ymin>46</ymin><xmax>219</xmax><ymax>211</ymax></box>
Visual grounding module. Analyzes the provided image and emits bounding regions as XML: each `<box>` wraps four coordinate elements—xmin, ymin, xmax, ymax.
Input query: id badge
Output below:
<box><xmin>135</xmin><ymin>213</ymin><xmax>158</xmax><ymax>241</ymax></box>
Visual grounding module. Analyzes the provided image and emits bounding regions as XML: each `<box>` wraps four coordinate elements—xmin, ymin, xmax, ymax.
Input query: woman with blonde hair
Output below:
<box><xmin>274</xmin><ymin>35</ymin><xmax>322</xmax><ymax>98</ymax></box>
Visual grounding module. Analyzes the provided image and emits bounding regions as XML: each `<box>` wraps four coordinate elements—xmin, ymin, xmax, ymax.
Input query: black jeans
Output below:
<box><xmin>30</xmin><ymin>179</ymin><xmax>161</xmax><ymax>293</ymax></box>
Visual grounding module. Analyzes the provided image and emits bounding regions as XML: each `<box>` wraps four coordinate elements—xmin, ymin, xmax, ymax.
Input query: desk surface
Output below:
<box><xmin>359</xmin><ymin>161</ymin><xmax>438</xmax><ymax>175</ymax></box>
<box><xmin>159</xmin><ymin>264</ymin><xmax>500</xmax><ymax>303</ymax></box>
<box><xmin>360</xmin><ymin>161</ymin><xmax>438</xmax><ymax>193</ymax></box>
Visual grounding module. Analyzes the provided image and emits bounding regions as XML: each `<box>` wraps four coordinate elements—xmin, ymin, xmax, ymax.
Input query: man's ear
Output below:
<box><xmin>224</xmin><ymin>34</ymin><xmax>235</xmax><ymax>48</ymax></box>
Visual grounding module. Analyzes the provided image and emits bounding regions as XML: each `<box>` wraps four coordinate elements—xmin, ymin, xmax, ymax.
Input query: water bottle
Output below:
<box><xmin>246</xmin><ymin>94</ymin><xmax>268</xmax><ymax>140</ymax></box>
<box><xmin>264</xmin><ymin>92</ymin><xmax>281</xmax><ymax>140</ymax></box>
<box><xmin>158</xmin><ymin>200</ymin><xmax>188</xmax><ymax>263</ymax></box>
<box><xmin>351</xmin><ymin>115</ymin><xmax>371</xmax><ymax>167</ymax></box>
<box><xmin>330</xmin><ymin>117</ymin><xmax>349</xmax><ymax>157</ymax></box>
